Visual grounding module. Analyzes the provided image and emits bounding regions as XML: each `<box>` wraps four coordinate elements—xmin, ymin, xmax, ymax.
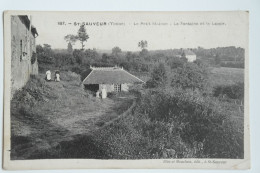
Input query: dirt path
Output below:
<box><xmin>11</xmin><ymin>73</ymin><xmax>134</xmax><ymax>159</ymax></box>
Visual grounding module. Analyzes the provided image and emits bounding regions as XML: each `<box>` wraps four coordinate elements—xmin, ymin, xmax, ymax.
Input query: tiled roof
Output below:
<box><xmin>83</xmin><ymin>67</ymin><xmax>144</xmax><ymax>85</ymax></box>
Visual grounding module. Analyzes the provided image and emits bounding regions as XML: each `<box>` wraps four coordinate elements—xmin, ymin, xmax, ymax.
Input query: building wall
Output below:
<box><xmin>98</xmin><ymin>83</ymin><xmax>131</xmax><ymax>92</ymax></box>
<box><xmin>99</xmin><ymin>84</ymin><xmax>114</xmax><ymax>92</ymax></box>
<box><xmin>11</xmin><ymin>16</ymin><xmax>38</xmax><ymax>97</ymax></box>
<box><xmin>186</xmin><ymin>55</ymin><xmax>196</xmax><ymax>62</ymax></box>
<box><xmin>121</xmin><ymin>83</ymin><xmax>130</xmax><ymax>91</ymax></box>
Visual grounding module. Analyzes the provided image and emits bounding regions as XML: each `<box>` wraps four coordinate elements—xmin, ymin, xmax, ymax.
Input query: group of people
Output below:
<box><xmin>45</xmin><ymin>70</ymin><xmax>60</xmax><ymax>82</ymax></box>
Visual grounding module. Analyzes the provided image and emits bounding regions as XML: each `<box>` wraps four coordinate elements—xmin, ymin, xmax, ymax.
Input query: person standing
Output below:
<box><xmin>55</xmin><ymin>70</ymin><xmax>60</xmax><ymax>82</ymax></box>
<box><xmin>46</xmin><ymin>70</ymin><xmax>51</xmax><ymax>81</ymax></box>
<box><xmin>101</xmin><ymin>88</ymin><xmax>107</xmax><ymax>99</ymax></box>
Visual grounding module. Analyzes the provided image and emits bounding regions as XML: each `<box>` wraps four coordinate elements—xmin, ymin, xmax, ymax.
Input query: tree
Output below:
<box><xmin>125</xmin><ymin>51</ymin><xmax>132</xmax><ymax>62</ymax></box>
<box><xmin>138</xmin><ymin>40</ymin><xmax>148</xmax><ymax>50</ymax></box>
<box><xmin>43</xmin><ymin>44</ymin><xmax>52</xmax><ymax>54</ymax></box>
<box><xmin>171</xmin><ymin>63</ymin><xmax>209</xmax><ymax>91</ymax></box>
<box><xmin>112</xmin><ymin>47</ymin><xmax>122</xmax><ymax>57</ymax></box>
<box><xmin>73</xmin><ymin>49</ymin><xmax>84</xmax><ymax>65</ymax></box>
<box><xmin>36</xmin><ymin>45</ymin><xmax>44</xmax><ymax>53</ymax></box>
<box><xmin>139</xmin><ymin>49</ymin><xmax>149</xmax><ymax>57</ymax></box>
<box><xmin>67</xmin><ymin>42</ymin><xmax>73</xmax><ymax>54</ymax></box>
<box><xmin>169</xmin><ymin>57</ymin><xmax>186</xmax><ymax>69</ymax></box>
<box><xmin>102</xmin><ymin>53</ymin><xmax>110</xmax><ymax>62</ymax></box>
<box><xmin>82</xmin><ymin>49</ymin><xmax>99</xmax><ymax>64</ymax></box>
<box><xmin>146</xmin><ymin>63</ymin><xmax>167</xmax><ymax>88</ymax></box>
<box><xmin>64</xmin><ymin>34</ymin><xmax>78</xmax><ymax>53</ymax></box>
<box><xmin>36</xmin><ymin>44</ymin><xmax>54</xmax><ymax>65</ymax></box>
<box><xmin>64</xmin><ymin>34</ymin><xmax>78</xmax><ymax>45</ymax></box>
<box><xmin>77</xmin><ymin>25</ymin><xmax>89</xmax><ymax>50</ymax></box>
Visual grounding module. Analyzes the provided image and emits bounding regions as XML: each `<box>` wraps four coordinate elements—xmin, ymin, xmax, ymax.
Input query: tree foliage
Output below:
<box><xmin>146</xmin><ymin>63</ymin><xmax>167</xmax><ymax>88</ymax></box>
<box><xmin>168</xmin><ymin>57</ymin><xmax>187</xmax><ymax>69</ymax></box>
<box><xmin>112</xmin><ymin>47</ymin><xmax>122</xmax><ymax>57</ymax></box>
<box><xmin>36</xmin><ymin>44</ymin><xmax>54</xmax><ymax>64</ymax></box>
<box><xmin>67</xmin><ymin>42</ymin><xmax>73</xmax><ymax>54</ymax></box>
<box><xmin>171</xmin><ymin>62</ymin><xmax>209</xmax><ymax>91</ymax></box>
<box><xmin>138</xmin><ymin>40</ymin><xmax>148</xmax><ymax>50</ymax></box>
<box><xmin>64</xmin><ymin>34</ymin><xmax>78</xmax><ymax>45</ymax></box>
<box><xmin>77</xmin><ymin>25</ymin><xmax>89</xmax><ymax>50</ymax></box>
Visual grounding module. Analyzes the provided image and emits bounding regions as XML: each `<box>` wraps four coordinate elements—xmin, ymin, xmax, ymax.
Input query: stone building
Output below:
<box><xmin>11</xmin><ymin>15</ymin><xmax>39</xmax><ymax>97</ymax></box>
<box><xmin>83</xmin><ymin>66</ymin><xmax>144</xmax><ymax>93</ymax></box>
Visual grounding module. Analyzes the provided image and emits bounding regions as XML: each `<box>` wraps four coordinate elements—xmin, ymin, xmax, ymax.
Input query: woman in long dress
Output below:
<box><xmin>45</xmin><ymin>70</ymin><xmax>51</xmax><ymax>81</ymax></box>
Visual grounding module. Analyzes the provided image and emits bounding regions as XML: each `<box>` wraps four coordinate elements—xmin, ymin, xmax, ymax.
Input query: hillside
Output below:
<box><xmin>11</xmin><ymin>71</ymin><xmax>134</xmax><ymax>159</ymax></box>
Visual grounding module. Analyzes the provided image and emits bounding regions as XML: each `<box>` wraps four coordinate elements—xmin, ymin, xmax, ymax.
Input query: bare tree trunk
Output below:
<box><xmin>81</xmin><ymin>41</ymin><xmax>84</xmax><ymax>50</ymax></box>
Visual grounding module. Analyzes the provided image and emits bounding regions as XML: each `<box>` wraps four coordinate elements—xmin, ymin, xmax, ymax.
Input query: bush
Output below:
<box><xmin>90</xmin><ymin>87</ymin><xmax>243</xmax><ymax>159</ymax></box>
<box><xmin>107</xmin><ymin>92</ymin><xmax>117</xmax><ymax>98</ymax></box>
<box><xmin>61</xmin><ymin>71</ymin><xmax>82</xmax><ymax>87</ymax></box>
<box><xmin>134</xmin><ymin>88</ymin><xmax>243</xmax><ymax>158</ymax></box>
<box><xmin>213</xmin><ymin>82</ymin><xmax>244</xmax><ymax>100</ymax></box>
<box><xmin>12</xmin><ymin>75</ymin><xmax>58</xmax><ymax>106</ymax></box>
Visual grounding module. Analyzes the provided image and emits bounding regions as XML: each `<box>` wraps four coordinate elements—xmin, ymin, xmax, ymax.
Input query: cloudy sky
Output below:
<box><xmin>31</xmin><ymin>11</ymin><xmax>248</xmax><ymax>51</ymax></box>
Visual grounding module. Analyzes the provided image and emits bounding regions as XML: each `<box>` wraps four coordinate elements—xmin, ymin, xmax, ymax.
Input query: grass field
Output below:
<box><xmin>209</xmin><ymin>67</ymin><xmax>244</xmax><ymax>86</ymax></box>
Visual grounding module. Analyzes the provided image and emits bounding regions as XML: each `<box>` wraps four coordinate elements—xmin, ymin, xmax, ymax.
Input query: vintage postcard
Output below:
<box><xmin>3</xmin><ymin>11</ymin><xmax>249</xmax><ymax>169</ymax></box>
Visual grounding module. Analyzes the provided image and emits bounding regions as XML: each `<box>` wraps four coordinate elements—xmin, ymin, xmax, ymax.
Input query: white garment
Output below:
<box><xmin>46</xmin><ymin>70</ymin><xmax>51</xmax><ymax>80</ymax></box>
<box><xmin>101</xmin><ymin>88</ymin><xmax>107</xmax><ymax>99</ymax></box>
<box><xmin>55</xmin><ymin>73</ymin><xmax>60</xmax><ymax>81</ymax></box>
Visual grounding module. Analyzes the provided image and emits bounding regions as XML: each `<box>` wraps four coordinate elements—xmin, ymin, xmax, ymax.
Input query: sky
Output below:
<box><xmin>31</xmin><ymin>11</ymin><xmax>248</xmax><ymax>51</ymax></box>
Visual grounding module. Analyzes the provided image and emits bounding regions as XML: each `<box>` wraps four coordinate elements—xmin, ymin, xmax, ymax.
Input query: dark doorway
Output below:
<box><xmin>84</xmin><ymin>84</ymin><xmax>99</xmax><ymax>92</ymax></box>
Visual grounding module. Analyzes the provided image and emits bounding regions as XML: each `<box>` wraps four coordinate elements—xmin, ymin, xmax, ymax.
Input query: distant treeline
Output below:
<box><xmin>148</xmin><ymin>46</ymin><xmax>245</xmax><ymax>68</ymax></box>
<box><xmin>36</xmin><ymin>44</ymin><xmax>245</xmax><ymax>78</ymax></box>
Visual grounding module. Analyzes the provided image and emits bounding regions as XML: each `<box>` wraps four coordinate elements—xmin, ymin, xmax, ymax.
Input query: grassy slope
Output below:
<box><xmin>11</xmin><ymin>71</ymin><xmax>134</xmax><ymax>159</ymax></box>
<box><xmin>209</xmin><ymin>67</ymin><xmax>244</xmax><ymax>86</ymax></box>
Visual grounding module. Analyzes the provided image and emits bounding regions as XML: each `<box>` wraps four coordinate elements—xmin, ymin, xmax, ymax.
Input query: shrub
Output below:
<box><xmin>213</xmin><ymin>82</ymin><xmax>244</xmax><ymax>100</ymax></box>
<box><xmin>107</xmin><ymin>92</ymin><xmax>117</xmax><ymax>98</ymax></box>
<box><xmin>134</xmin><ymin>88</ymin><xmax>243</xmax><ymax>158</ymax></box>
<box><xmin>89</xmin><ymin>87</ymin><xmax>243</xmax><ymax>159</ymax></box>
<box><xmin>11</xmin><ymin>75</ymin><xmax>58</xmax><ymax>107</ymax></box>
<box><xmin>61</xmin><ymin>71</ymin><xmax>82</xmax><ymax>86</ymax></box>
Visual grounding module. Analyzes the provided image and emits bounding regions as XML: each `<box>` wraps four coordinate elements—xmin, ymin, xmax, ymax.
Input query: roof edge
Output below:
<box><xmin>122</xmin><ymin>69</ymin><xmax>145</xmax><ymax>83</ymax></box>
<box><xmin>82</xmin><ymin>70</ymin><xmax>94</xmax><ymax>84</ymax></box>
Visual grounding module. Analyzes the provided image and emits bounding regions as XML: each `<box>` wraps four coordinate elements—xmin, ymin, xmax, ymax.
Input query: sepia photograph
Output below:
<box><xmin>3</xmin><ymin>11</ymin><xmax>249</xmax><ymax>169</ymax></box>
